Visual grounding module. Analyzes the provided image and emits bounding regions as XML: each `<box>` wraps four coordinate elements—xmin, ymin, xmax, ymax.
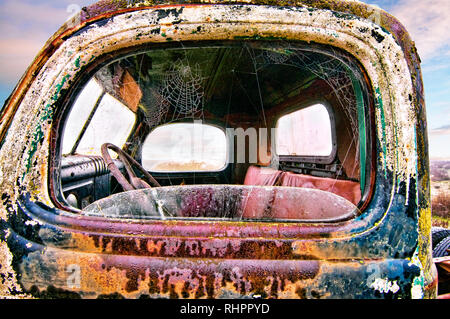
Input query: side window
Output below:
<box><xmin>142</xmin><ymin>122</ymin><xmax>227</xmax><ymax>172</ymax></box>
<box><xmin>62</xmin><ymin>78</ymin><xmax>136</xmax><ymax>156</ymax></box>
<box><xmin>276</xmin><ymin>104</ymin><xmax>334</xmax><ymax>158</ymax></box>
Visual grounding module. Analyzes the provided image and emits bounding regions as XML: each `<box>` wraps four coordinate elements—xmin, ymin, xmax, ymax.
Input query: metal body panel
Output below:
<box><xmin>0</xmin><ymin>1</ymin><xmax>434</xmax><ymax>298</ymax></box>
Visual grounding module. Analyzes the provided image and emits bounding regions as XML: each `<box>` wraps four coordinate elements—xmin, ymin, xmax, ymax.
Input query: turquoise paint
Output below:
<box><xmin>74</xmin><ymin>57</ymin><xmax>81</xmax><ymax>69</ymax></box>
<box><xmin>375</xmin><ymin>87</ymin><xmax>387</xmax><ymax>177</ymax></box>
<box><xmin>354</xmin><ymin>78</ymin><xmax>366</xmax><ymax>193</ymax></box>
<box><xmin>346</xmin><ymin>66</ymin><xmax>366</xmax><ymax>193</ymax></box>
<box><xmin>22</xmin><ymin>74</ymin><xmax>71</xmax><ymax>180</ymax></box>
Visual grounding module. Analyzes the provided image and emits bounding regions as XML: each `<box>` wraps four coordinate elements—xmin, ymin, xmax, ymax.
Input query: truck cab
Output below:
<box><xmin>0</xmin><ymin>0</ymin><xmax>437</xmax><ymax>298</ymax></box>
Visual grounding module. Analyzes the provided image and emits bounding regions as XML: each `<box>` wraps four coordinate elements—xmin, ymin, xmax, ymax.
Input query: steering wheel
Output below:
<box><xmin>101</xmin><ymin>143</ymin><xmax>161</xmax><ymax>191</ymax></box>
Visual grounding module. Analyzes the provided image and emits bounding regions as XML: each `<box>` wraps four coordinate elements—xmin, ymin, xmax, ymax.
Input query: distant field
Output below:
<box><xmin>146</xmin><ymin>160</ymin><xmax>221</xmax><ymax>172</ymax></box>
<box><xmin>431</xmin><ymin>160</ymin><xmax>450</xmax><ymax>228</ymax></box>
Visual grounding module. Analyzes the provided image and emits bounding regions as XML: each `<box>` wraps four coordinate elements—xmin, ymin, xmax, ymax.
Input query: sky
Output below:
<box><xmin>0</xmin><ymin>0</ymin><xmax>449</xmax><ymax>159</ymax></box>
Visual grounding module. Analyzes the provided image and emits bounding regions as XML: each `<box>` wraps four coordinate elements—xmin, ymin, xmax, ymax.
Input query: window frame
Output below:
<box><xmin>50</xmin><ymin>40</ymin><xmax>375</xmax><ymax>219</ymax></box>
<box><xmin>274</xmin><ymin>100</ymin><xmax>338</xmax><ymax>165</ymax></box>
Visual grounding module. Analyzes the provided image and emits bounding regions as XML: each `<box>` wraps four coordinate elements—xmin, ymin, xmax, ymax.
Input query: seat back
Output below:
<box><xmin>280</xmin><ymin>172</ymin><xmax>361</xmax><ymax>205</ymax></box>
<box><xmin>243</xmin><ymin>165</ymin><xmax>282</xmax><ymax>186</ymax></box>
<box><xmin>243</xmin><ymin>166</ymin><xmax>361</xmax><ymax>205</ymax></box>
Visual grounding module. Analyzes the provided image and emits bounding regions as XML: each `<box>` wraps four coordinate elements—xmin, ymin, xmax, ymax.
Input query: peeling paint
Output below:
<box><xmin>409</xmin><ymin>247</ymin><xmax>425</xmax><ymax>299</ymax></box>
<box><xmin>0</xmin><ymin>232</ymin><xmax>30</xmax><ymax>297</ymax></box>
<box><xmin>0</xmin><ymin>0</ymin><xmax>434</xmax><ymax>299</ymax></box>
<box><xmin>369</xmin><ymin>278</ymin><xmax>400</xmax><ymax>294</ymax></box>
<box><xmin>1</xmin><ymin>4</ymin><xmax>418</xmax><ymax>206</ymax></box>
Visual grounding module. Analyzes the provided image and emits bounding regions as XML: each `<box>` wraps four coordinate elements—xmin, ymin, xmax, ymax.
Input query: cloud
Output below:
<box><xmin>0</xmin><ymin>0</ymin><xmax>91</xmax><ymax>85</ymax></box>
<box><xmin>430</xmin><ymin>125</ymin><xmax>450</xmax><ymax>136</ymax></box>
<box><xmin>422</xmin><ymin>62</ymin><xmax>450</xmax><ymax>75</ymax></box>
<box><xmin>429</xmin><ymin>132</ymin><xmax>450</xmax><ymax>160</ymax></box>
<box><xmin>389</xmin><ymin>0</ymin><xmax>450</xmax><ymax>61</ymax></box>
<box><xmin>0</xmin><ymin>38</ymin><xmax>49</xmax><ymax>84</ymax></box>
<box><xmin>386</xmin><ymin>0</ymin><xmax>450</xmax><ymax>158</ymax></box>
<box><xmin>0</xmin><ymin>1</ymin><xmax>67</xmax><ymax>26</ymax></box>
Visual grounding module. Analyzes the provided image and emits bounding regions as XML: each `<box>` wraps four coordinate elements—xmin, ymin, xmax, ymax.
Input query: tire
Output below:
<box><xmin>432</xmin><ymin>228</ymin><xmax>450</xmax><ymax>249</ymax></box>
<box><xmin>433</xmin><ymin>236</ymin><xmax>450</xmax><ymax>258</ymax></box>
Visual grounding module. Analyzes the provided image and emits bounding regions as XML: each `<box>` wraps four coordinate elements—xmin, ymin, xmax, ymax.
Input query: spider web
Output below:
<box><xmin>159</xmin><ymin>59</ymin><xmax>205</xmax><ymax>120</ymax></box>
<box><xmin>143</xmin><ymin>83</ymin><xmax>170</xmax><ymax>129</ymax></box>
<box><xmin>141</xmin><ymin>59</ymin><xmax>207</xmax><ymax>128</ymax></box>
<box><xmin>256</xmin><ymin>46</ymin><xmax>362</xmax><ymax>170</ymax></box>
<box><xmin>262</xmin><ymin>48</ymin><xmax>291</xmax><ymax>65</ymax></box>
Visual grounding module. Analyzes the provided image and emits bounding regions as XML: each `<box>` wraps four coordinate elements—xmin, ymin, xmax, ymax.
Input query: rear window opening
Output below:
<box><xmin>276</xmin><ymin>103</ymin><xmax>335</xmax><ymax>158</ymax></box>
<box><xmin>56</xmin><ymin>41</ymin><xmax>372</xmax><ymax>222</ymax></box>
<box><xmin>142</xmin><ymin>122</ymin><xmax>227</xmax><ymax>172</ymax></box>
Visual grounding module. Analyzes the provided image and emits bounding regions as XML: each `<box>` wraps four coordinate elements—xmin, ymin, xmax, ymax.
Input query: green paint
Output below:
<box><xmin>53</xmin><ymin>74</ymin><xmax>70</xmax><ymax>101</ymax></box>
<box><xmin>379</xmin><ymin>26</ymin><xmax>390</xmax><ymax>37</ymax></box>
<box><xmin>332</xmin><ymin>11</ymin><xmax>356</xmax><ymax>20</ymax></box>
<box><xmin>22</xmin><ymin>105</ymin><xmax>51</xmax><ymax>181</ymax></box>
<box><xmin>23</xmin><ymin>74</ymin><xmax>71</xmax><ymax>180</ymax></box>
<box><xmin>74</xmin><ymin>56</ymin><xmax>81</xmax><ymax>68</ymax></box>
<box><xmin>347</xmin><ymin>68</ymin><xmax>367</xmax><ymax>193</ymax></box>
<box><xmin>375</xmin><ymin>87</ymin><xmax>387</xmax><ymax>177</ymax></box>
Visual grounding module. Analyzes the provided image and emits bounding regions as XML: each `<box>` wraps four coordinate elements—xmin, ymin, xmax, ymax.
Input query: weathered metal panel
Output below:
<box><xmin>0</xmin><ymin>1</ymin><xmax>434</xmax><ymax>298</ymax></box>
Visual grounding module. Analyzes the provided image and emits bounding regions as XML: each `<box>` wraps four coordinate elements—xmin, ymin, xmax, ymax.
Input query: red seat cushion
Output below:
<box><xmin>242</xmin><ymin>166</ymin><xmax>361</xmax><ymax>219</ymax></box>
<box><xmin>243</xmin><ymin>165</ymin><xmax>282</xmax><ymax>186</ymax></box>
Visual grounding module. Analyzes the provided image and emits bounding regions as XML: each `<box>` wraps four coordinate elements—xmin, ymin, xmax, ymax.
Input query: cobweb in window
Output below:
<box><xmin>159</xmin><ymin>59</ymin><xmax>205</xmax><ymax>118</ymax></box>
<box><xmin>143</xmin><ymin>84</ymin><xmax>170</xmax><ymax>129</ymax></box>
<box><xmin>94</xmin><ymin>64</ymin><xmax>124</xmax><ymax>99</ymax></box>
<box><xmin>262</xmin><ymin>48</ymin><xmax>291</xmax><ymax>65</ymax></box>
<box><xmin>256</xmin><ymin>47</ymin><xmax>361</xmax><ymax>169</ymax></box>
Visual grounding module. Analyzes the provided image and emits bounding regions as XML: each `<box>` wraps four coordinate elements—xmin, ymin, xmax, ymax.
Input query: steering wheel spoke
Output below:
<box><xmin>101</xmin><ymin>143</ymin><xmax>160</xmax><ymax>191</ymax></box>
